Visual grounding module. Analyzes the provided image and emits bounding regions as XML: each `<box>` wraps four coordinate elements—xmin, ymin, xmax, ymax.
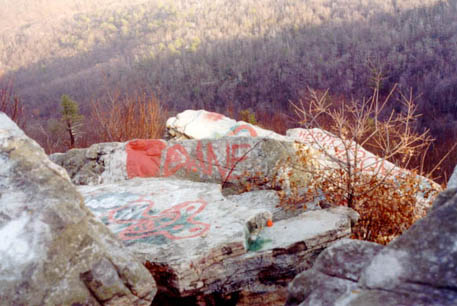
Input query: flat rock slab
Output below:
<box><xmin>79</xmin><ymin>178</ymin><xmax>272</xmax><ymax>296</ymax></box>
<box><xmin>255</xmin><ymin>207</ymin><xmax>353</xmax><ymax>252</ymax></box>
<box><xmin>227</xmin><ymin>190</ymin><xmax>312</xmax><ymax>221</ymax></box>
<box><xmin>78</xmin><ymin>177</ymin><xmax>354</xmax><ymax>299</ymax></box>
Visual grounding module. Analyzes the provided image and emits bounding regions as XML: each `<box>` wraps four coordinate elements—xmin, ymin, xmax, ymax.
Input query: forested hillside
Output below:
<box><xmin>1</xmin><ymin>0</ymin><xmax>457</xmax><ymax>180</ymax></box>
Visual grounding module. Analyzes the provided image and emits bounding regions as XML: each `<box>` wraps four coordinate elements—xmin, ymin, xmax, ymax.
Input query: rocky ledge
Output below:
<box><xmin>286</xmin><ymin>188</ymin><xmax>457</xmax><ymax>305</ymax></box>
<box><xmin>78</xmin><ymin>177</ymin><xmax>356</xmax><ymax>304</ymax></box>
<box><xmin>0</xmin><ymin>113</ymin><xmax>157</xmax><ymax>305</ymax></box>
<box><xmin>2</xmin><ymin>109</ymin><xmax>449</xmax><ymax>305</ymax></box>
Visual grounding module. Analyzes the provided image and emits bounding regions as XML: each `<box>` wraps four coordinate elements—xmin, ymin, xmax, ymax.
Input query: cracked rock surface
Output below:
<box><xmin>0</xmin><ymin>113</ymin><xmax>157</xmax><ymax>305</ymax></box>
<box><xmin>78</xmin><ymin>178</ymin><xmax>355</xmax><ymax>303</ymax></box>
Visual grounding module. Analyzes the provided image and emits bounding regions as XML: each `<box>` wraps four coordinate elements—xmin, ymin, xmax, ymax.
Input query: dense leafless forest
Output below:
<box><xmin>1</xmin><ymin>0</ymin><xmax>457</xmax><ymax>181</ymax></box>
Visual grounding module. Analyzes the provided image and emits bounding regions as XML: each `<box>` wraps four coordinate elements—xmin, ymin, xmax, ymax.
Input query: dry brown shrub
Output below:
<box><xmin>289</xmin><ymin>82</ymin><xmax>441</xmax><ymax>244</ymax></box>
<box><xmin>0</xmin><ymin>79</ymin><xmax>24</xmax><ymax>127</ymax></box>
<box><xmin>294</xmin><ymin>143</ymin><xmax>427</xmax><ymax>244</ymax></box>
<box><xmin>90</xmin><ymin>91</ymin><xmax>166</xmax><ymax>142</ymax></box>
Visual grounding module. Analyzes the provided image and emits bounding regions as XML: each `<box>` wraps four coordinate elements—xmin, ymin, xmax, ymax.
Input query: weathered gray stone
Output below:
<box><xmin>359</xmin><ymin>188</ymin><xmax>457</xmax><ymax>296</ymax></box>
<box><xmin>336</xmin><ymin>288</ymin><xmax>453</xmax><ymax>306</ymax></box>
<box><xmin>0</xmin><ymin>113</ymin><xmax>156</xmax><ymax>305</ymax></box>
<box><xmin>52</xmin><ymin>137</ymin><xmax>310</xmax><ymax>188</ymax></box>
<box><xmin>313</xmin><ymin>239</ymin><xmax>383</xmax><ymax>282</ymax></box>
<box><xmin>50</xmin><ymin>142</ymin><xmax>127</xmax><ymax>185</ymax></box>
<box><xmin>78</xmin><ymin>177</ymin><xmax>354</xmax><ymax>302</ymax></box>
<box><xmin>446</xmin><ymin>164</ymin><xmax>457</xmax><ymax>189</ymax></box>
<box><xmin>286</xmin><ymin>187</ymin><xmax>457</xmax><ymax>306</ymax></box>
<box><xmin>287</xmin><ymin>270</ymin><xmax>358</xmax><ymax>306</ymax></box>
<box><xmin>51</xmin><ymin>137</ymin><xmax>320</xmax><ymax>211</ymax></box>
<box><xmin>285</xmin><ymin>239</ymin><xmax>381</xmax><ymax>306</ymax></box>
<box><xmin>226</xmin><ymin>190</ymin><xmax>312</xmax><ymax>221</ymax></box>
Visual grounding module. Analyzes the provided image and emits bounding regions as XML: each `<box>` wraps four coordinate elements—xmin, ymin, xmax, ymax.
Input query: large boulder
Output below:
<box><xmin>78</xmin><ymin>177</ymin><xmax>356</xmax><ymax>304</ymax></box>
<box><xmin>166</xmin><ymin>109</ymin><xmax>287</xmax><ymax>140</ymax></box>
<box><xmin>165</xmin><ymin>110</ymin><xmax>441</xmax><ymax>214</ymax></box>
<box><xmin>0</xmin><ymin>113</ymin><xmax>157</xmax><ymax>305</ymax></box>
<box><xmin>50</xmin><ymin>137</ymin><xmax>319</xmax><ymax>200</ymax></box>
<box><xmin>286</xmin><ymin>187</ymin><xmax>457</xmax><ymax>305</ymax></box>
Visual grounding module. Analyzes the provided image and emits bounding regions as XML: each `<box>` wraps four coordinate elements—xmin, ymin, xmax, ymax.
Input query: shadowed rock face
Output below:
<box><xmin>286</xmin><ymin>188</ymin><xmax>457</xmax><ymax>306</ymax></box>
<box><xmin>0</xmin><ymin>113</ymin><xmax>157</xmax><ymax>305</ymax></box>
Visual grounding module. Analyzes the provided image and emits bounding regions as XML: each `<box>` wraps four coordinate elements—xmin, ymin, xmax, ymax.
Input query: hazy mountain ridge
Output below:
<box><xmin>2</xmin><ymin>0</ymin><xmax>444</xmax><ymax>72</ymax></box>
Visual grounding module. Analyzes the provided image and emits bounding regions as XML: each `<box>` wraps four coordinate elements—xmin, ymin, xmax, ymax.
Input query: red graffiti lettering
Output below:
<box><xmin>126</xmin><ymin>139</ymin><xmax>166</xmax><ymax>179</ymax></box>
<box><xmin>226</xmin><ymin>143</ymin><xmax>251</xmax><ymax>180</ymax></box>
<box><xmin>206</xmin><ymin>142</ymin><xmax>227</xmax><ymax>178</ymax></box>
<box><xmin>227</xmin><ymin>124</ymin><xmax>258</xmax><ymax>137</ymax></box>
<box><xmin>108</xmin><ymin>198</ymin><xmax>210</xmax><ymax>241</ymax></box>
<box><xmin>195</xmin><ymin>141</ymin><xmax>207</xmax><ymax>173</ymax></box>
<box><xmin>126</xmin><ymin>139</ymin><xmax>252</xmax><ymax>180</ymax></box>
<box><xmin>163</xmin><ymin>144</ymin><xmax>199</xmax><ymax>176</ymax></box>
<box><xmin>205</xmin><ymin>112</ymin><xmax>225</xmax><ymax>122</ymax></box>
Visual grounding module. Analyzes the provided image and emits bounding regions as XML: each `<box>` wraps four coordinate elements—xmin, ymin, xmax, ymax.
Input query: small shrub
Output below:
<box><xmin>239</xmin><ymin>109</ymin><xmax>258</xmax><ymax>125</ymax></box>
<box><xmin>0</xmin><ymin>79</ymin><xmax>24</xmax><ymax>127</ymax></box>
<box><xmin>90</xmin><ymin>91</ymin><xmax>166</xmax><ymax>142</ymax></box>
<box><xmin>289</xmin><ymin>82</ymin><xmax>440</xmax><ymax>244</ymax></box>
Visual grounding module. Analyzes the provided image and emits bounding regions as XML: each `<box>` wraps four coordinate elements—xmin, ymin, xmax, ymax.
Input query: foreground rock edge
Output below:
<box><xmin>0</xmin><ymin>112</ymin><xmax>157</xmax><ymax>305</ymax></box>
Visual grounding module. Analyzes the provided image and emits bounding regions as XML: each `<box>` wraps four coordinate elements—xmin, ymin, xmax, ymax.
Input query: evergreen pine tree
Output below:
<box><xmin>60</xmin><ymin>95</ymin><xmax>83</xmax><ymax>148</ymax></box>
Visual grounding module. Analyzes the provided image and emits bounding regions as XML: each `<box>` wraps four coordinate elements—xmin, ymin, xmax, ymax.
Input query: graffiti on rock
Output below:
<box><xmin>295</xmin><ymin>129</ymin><xmax>403</xmax><ymax>177</ymax></box>
<box><xmin>127</xmin><ymin>139</ymin><xmax>252</xmax><ymax>180</ymax></box>
<box><xmin>126</xmin><ymin>139</ymin><xmax>166</xmax><ymax>177</ymax></box>
<box><xmin>204</xmin><ymin>112</ymin><xmax>225</xmax><ymax>122</ymax></box>
<box><xmin>227</xmin><ymin>124</ymin><xmax>258</xmax><ymax>137</ymax></box>
<box><xmin>100</xmin><ymin>196</ymin><xmax>211</xmax><ymax>244</ymax></box>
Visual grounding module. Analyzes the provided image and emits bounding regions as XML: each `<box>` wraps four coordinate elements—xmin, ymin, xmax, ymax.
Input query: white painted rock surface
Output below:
<box><xmin>78</xmin><ymin>177</ymin><xmax>354</xmax><ymax>301</ymax></box>
<box><xmin>166</xmin><ymin>109</ymin><xmax>287</xmax><ymax>140</ymax></box>
<box><xmin>226</xmin><ymin>190</ymin><xmax>310</xmax><ymax>221</ymax></box>
<box><xmin>0</xmin><ymin>113</ymin><xmax>156</xmax><ymax>305</ymax></box>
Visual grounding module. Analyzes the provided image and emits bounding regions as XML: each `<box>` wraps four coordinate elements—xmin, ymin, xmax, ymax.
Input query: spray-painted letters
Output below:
<box><xmin>127</xmin><ymin>139</ymin><xmax>252</xmax><ymax>180</ymax></box>
<box><xmin>105</xmin><ymin>196</ymin><xmax>211</xmax><ymax>243</ymax></box>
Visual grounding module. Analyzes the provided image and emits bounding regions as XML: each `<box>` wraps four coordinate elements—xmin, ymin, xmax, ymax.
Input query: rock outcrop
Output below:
<box><xmin>286</xmin><ymin>188</ymin><xmax>457</xmax><ymax>305</ymax></box>
<box><xmin>46</xmin><ymin>109</ymin><xmax>449</xmax><ymax>304</ymax></box>
<box><xmin>0</xmin><ymin>113</ymin><xmax>157</xmax><ymax>305</ymax></box>
<box><xmin>50</xmin><ymin>137</ymin><xmax>319</xmax><ymax>202</ymax></box>
<box><xmin>52</xmin><ymin>110</ymin><xmax>440</xmax><ymax>214</ymax></box>
<box><xmin>166</xmin><ymin>109</ymin><xmax>287</xmax><ymax>141</ymax></box>
<box><xmin>165</xmin><ymin>110</ymin><xmax>441</xmax><ymax>215</ymax></box>
<box><xmin>78</xmin><ymin>177</ymin><xmax>357</xmax><ymax>304</ymax></box>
